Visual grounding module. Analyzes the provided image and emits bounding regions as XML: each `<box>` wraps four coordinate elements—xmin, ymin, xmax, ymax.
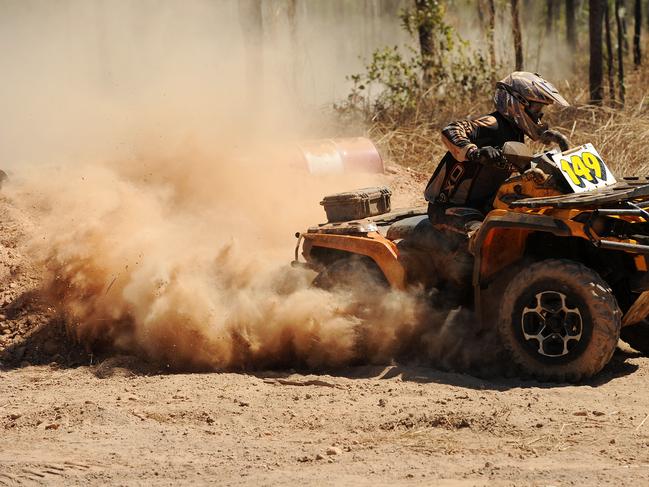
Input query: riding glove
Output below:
<box><xmin>468</xmin><ymin>146</ymin><xmax>503</xmax><ymax>166</ymax></box>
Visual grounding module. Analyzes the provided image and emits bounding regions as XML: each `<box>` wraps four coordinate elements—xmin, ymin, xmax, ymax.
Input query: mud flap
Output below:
<box><xmin>623</xmin><ymin>290</ymin><xmax>649</xmax><ymax>327</ymax></box>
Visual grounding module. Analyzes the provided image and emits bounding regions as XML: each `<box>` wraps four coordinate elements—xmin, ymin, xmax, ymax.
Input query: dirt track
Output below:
<box><xmin>2</xmin><ymin>174</ymin><xmax>649</xmax><ymax>486</ymax></box>
<box><xmin>2</xmin><ymin>358</ymin><xmax>649</xmax><ymax>486</ymax></box>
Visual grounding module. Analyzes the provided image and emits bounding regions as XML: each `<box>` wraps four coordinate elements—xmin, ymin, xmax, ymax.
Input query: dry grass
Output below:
<box><xmin>367</xmin><ymin>63</ymin><xmax>649</xmax><ymax>178</ymax></box>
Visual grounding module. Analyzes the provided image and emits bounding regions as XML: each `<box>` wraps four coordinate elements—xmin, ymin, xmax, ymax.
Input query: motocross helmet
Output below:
<box><xmin>494</xmin><ymin>72</ymin><xmax>569</xmax><ymax>140</ymax></box>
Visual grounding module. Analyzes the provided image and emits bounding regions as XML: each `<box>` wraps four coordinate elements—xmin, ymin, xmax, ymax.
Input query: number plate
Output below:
<box><xmin>550</xmin><ymin>143</ymin><xmax>616</xmax><ymax>193</ymax></box>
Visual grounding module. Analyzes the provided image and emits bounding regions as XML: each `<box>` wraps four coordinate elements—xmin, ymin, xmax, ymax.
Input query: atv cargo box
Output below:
<box><xmin>320</xmin><ymin>186</ymin><xmax>392</xmax><ymax>223</ymax></box>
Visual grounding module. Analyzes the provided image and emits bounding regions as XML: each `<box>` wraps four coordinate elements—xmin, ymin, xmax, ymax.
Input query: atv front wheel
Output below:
<box><xmin>497</xmin><ymin>259</ymin><xmax>621</xmax><ymax>382</ymax></box>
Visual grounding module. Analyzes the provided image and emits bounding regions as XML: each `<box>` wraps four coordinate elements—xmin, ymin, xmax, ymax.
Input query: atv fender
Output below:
<box><xmin>472</xmin><ymin>210</ymin><xmax>574</xmax><ymax>288</ymax></box>
<box><xmin>472</xmin><ymin>210</ymin><xmax>579</xmax><ymax>322</ymax></box>
<box><xmin>474</xmin><ymin>210</ymin><xmax>649</xmax><ymax>327</ymax></box>
<box><xmin>302</xmin><ymin>232</ymin><xmax>406</xmax><ymax>289</ymax></box>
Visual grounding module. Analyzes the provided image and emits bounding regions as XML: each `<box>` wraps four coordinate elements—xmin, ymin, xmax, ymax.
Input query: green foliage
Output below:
<box><xmin>339</xmin><ymin>0</ymin><xmax>497</xmax><ymax>121</ymax></box>
<box><xmin>344</xmin><ymin>46</ymin><xmax>423</xmax><ymax>115</ymax></box>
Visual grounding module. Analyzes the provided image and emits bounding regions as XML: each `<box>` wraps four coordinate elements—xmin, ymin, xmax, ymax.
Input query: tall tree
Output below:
<box><xmin>487</xmin><ymin>0</ymin><xmax>497</xmax><ymax>73</ymax></box>
<box><xmin>616</xmin><ymin>0</ymin><xmax>627</xmax><ymax>103</ymax></box>
<box><xmin>287</xmin><ymin>0</ymin><xmax>297</xmax><ymax>35</ymax></box>
<box><xmin>511</xmin><ymin>0</ymin><xmax>524</xmax><ymax>69</ymax></box>
<box><xmin>566</xmin><ymin>0</ymin><xmax>577</xmax><ymax>48</ymax></box>
<box><xmin>619</xmin><ymin>0</ymin><xmax>630</xmax><ymax>54</ymax></box>
<box><xmin>589</xmin><ymin>0</ymin><xmax>604</xmax><ymax>104</ymax></box>
<box><xmin>287</xmin><ymin>0</ymin><xmax>299</xmax><ymax>95</ymax></box>
<box><xmin>605</xmin><ymin>0</ymin><xmax>616</xmax><ymax>103</ymax></box>
<box><xmin>415</xmin><ymin>0</ymin><xmax>436</xmax><ymax>87</ymax></box>
<box><xmin>547</xmin><ymin>0</ymin><xmax>556</xmax><ymax>34</ymax></box>
<box><xmin>239</xmin><ymin>0</ymin><xmax>264</xmax><ymax>101</ymax></box>
<box><xmin>634</xmin><ymin>0</ymin><xmax>642</xmax><ymax>65</ymax></box>
<box><xmin>401</xmin><ymin>1</ymin><xmax>453</xmax><ymax>87</ymax></box>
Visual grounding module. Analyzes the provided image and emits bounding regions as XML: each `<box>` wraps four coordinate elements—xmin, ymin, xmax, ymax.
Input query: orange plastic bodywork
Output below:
<box><xmin>475</xmin><ymin>209</ymin><xmax>598</xmax><ymax>283</ymax></box>
<box><xmin>302</xmin><ymin>232</ymin><xmax>406</xmax><ymax>289</ymax></box>
<box><xmin>477</xmin><ymin>226</ymin><xmax>528</xmax><ymax>283</ymax></box>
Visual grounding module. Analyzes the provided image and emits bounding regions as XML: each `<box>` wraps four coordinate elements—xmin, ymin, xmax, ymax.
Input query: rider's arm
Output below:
<box><xmin>441</xmin><ymin>115</ymin><xmax>498</xmax><ymax>161</ymax></box>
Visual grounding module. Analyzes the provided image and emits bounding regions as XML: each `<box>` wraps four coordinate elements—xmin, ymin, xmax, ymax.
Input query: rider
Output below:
<box><xmin>424</xmin><ymin>71</ymin><xmax>569</xmax><ymax>236</ymax></box>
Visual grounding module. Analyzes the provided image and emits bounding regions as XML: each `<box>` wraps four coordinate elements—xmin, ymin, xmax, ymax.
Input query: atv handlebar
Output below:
<box><xmin>540</xmin><ymin>129</ymin><xmax>570</xmax><ymax>152</ymax></box>
<box><xmin>499</xmin><ymin>130</ymin><xmax>571</xmax><ymax>173</ymax></box>
<box><xmin>501</xmin><ymin>142</ymin><xmax>533</xmax><ymax>172</ymax></box>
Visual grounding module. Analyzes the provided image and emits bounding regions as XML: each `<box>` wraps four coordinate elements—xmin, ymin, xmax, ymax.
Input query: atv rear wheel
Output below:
<box><xmin>497</xmin><ymin>259</ymin><xmax>621</xmax><ymax>382</ymax></box>
<box><xmin>312</xmin><ymin>256</ymin><xmax>387</xmax><ymax>291</ymax></box>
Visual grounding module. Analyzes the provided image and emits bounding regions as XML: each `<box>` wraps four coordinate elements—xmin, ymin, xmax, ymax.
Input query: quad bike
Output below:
<box><xmin>293</xmin><ymin>130</ymin><xmax>649</xmax><ymax>382</ymax></box>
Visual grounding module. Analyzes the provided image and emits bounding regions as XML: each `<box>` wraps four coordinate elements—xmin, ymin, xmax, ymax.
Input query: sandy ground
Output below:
<box><xmin>2</xmin><ymin>169</ymin><xmax>649</xmax><ymax>486</ymax></box>
<box><xmin>2</xmin><ymin>359</ymin><xmax>649</xmax><ymax>486</ymax></box>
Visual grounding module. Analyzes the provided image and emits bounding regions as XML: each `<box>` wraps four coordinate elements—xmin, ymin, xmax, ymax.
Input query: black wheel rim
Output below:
<box><xmin>519</xmin><ymin>291</ymin><xmax>583</xmax><ymax>358</ymax></box>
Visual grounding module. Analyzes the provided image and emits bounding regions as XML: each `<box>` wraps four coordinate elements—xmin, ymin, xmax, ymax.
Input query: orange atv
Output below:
<box><xmin>293</xmin><ymin>131</ymin><xmax>649</xmax><ymax>381</ymax></box>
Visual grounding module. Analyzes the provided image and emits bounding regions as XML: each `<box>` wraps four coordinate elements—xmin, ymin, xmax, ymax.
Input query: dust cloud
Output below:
<box><xmin>13</xmin><ymin>141</ymin><xmax>416</xmax><ymax>371</ymax></box>
<box><xmin>12</xmin><ymin>143</ymin><xmax>502</xmax><ymax>374</ymax></box>
<box><xmin>3</xmin><ymin>1</ymin><xmax>501</xmax><ymax>373</ymax></box>
<box><xmin>16</xmin><ymin>138</ymin><xmax>503</xmax><ymax>373</ymax></box>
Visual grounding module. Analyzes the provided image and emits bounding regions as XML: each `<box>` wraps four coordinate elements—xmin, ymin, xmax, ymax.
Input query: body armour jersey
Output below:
<box><xmin>424</xmin><ymin>111</ymin><xmax>524</xmax><ymax>211</ymax></box>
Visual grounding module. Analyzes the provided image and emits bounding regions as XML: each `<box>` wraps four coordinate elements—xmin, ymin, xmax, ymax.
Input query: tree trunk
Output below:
<box><xmin>287</xmin><ymin>0</ymin><xmax>297</xmax><ymax>35</ymax></box>
<box><xmin>605</xmin><ymin>0</ymin><xmax>616</xmax><ymax>103</ymax></box>
<box><xmin>238</xmin><ymin>0</ymin><xmax>264</xmax><ymax>104</ymax></box>
<box><xmin>415</xmin><ymin>0</ymin><xmax>435</xmax><ymax>87</ymax></box>
<box><xmin>547</xmin><ymin>0</ymin><xmax>556</xmax><ymax>34</ymax></box>
<box><xmin>511</xmin><ymin>0</ymin><xmax>524</xmax><ymax>69</ymax></box>
<box><xmin>287</xmin><ymin>0</ymin><xmax>298</xmax><ymax>95</ymax></box>
<box><xmin>566</xmin><ymin>0</ymin><xmax>577</xmax><ymax>48</ymax></box>
<box><xmin>487</xmin><ymin>0</ymin><xmax>497</xmax><ymax>72</ymax></box>
<box><xmin>619</xmin><ymin>0</ymin><xmax>630</xmax><ymax>54</ymax></box>
<box><xmin>477</xmin><ymin>0</ymin><xmax>486</xmax><ymax>35</ymax></box>
<box><xmin>616</xmin><ymin>0</ymin><xmax>626</xmax><ymax>103</ymax></box>
<box><xmin>634</xmin><ymin>0</ymin><xmax>642</xmax><ymax>65</ymax></box>
<box><xmin>589</xmin><ymin>0</ymin><xmax>604</xmax><ymax>104</ymax></box>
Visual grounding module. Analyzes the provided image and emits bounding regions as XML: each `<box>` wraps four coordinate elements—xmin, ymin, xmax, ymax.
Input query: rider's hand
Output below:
<box><xmin>468</xmin><ymin>146</ymin><xmax>503</xmax><ymax>166</ymax></box>
<box><xmin>523</xmin><ymin>167</ymin><xmax>549</xmax><ymax>185</ymax></box>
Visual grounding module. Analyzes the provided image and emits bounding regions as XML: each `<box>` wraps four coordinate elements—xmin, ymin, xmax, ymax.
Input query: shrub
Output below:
<box><xmin>339</xmin><ymin>0</ymin><xmax>496</xmax><ymax>121</ymax></box>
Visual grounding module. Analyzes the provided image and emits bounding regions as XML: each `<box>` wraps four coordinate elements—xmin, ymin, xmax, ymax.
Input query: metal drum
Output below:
<box><xmin>297</xmin><ymin>137</ymin><xmax>384</xmax><ymax>175</ymax></box>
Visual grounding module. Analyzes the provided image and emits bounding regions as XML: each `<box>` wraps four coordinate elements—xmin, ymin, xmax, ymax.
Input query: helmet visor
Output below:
<box><xmin>533</xmin><ymin>78</ymin><xmax>569</xmax><ymax>106</ymax></box>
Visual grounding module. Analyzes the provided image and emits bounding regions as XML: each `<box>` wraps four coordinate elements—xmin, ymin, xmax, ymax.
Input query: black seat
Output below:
<box><xmin>387</xmin><ymin>215</ymin><xmax>473</xmax><ymax>289</ymax></box>
<box><xmin>387</xmin><ymin>215</ymin><xmax>464</xmax><ymax>252</ymax></box>
<box><xmin>443</xmin><ymin>207</ymin><xmax>484</xmax><ymax>222</ymax></box>
<box><xmin>386</xmin><ymin>215</ymin><xmax>430</xmax><ymax>241</ymax></box>
<box><xmin>388</xmin><ymin>208</ymin><xmax>484</xmax><ymax>241</ymax></box>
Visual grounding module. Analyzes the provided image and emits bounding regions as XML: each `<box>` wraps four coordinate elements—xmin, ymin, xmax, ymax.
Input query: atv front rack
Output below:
<box><xmin>592</xmin><ymin>239</ymin><xmax>649</xmax><ymax>254</ymax></box>
<box><xmin>510</xmin><ymin>178</ymin><xmax>649</xmax><ymax>209</ymax></box>
<box><xmin>506</xmin><ymin>178</ymin><xmax>649</xmax><ymax>255</ymax></box>
<box><xmin>586</xmin><ymin>202</ymin><xmax>649</xmax><ymax>254</ymax></box>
